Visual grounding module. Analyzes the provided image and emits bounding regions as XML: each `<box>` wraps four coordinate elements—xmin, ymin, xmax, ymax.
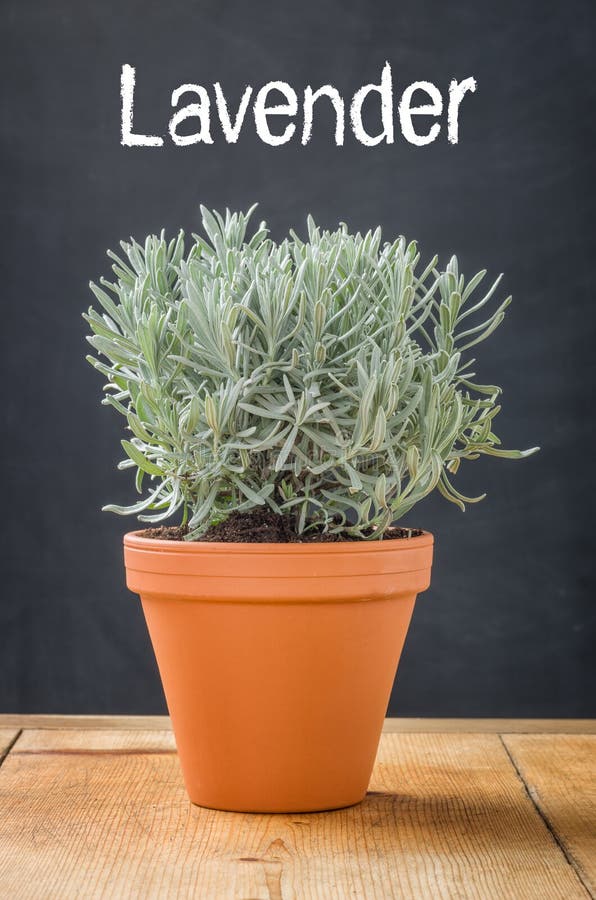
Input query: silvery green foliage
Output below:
<box><xmin>84</xmin><ymin>206</ymin><xmax>537</xmax><ymax>539</ymax></box>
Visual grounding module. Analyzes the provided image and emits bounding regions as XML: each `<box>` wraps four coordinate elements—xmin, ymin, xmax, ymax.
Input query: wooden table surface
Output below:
<box><xmin>0</xmin><ymin>717</ymin><xmax>594</xmax><ymax>899</ymax></box>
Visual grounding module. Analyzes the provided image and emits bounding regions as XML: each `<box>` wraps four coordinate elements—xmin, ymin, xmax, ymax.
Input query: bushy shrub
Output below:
<box><xmin>84</xmin><ymin>206</ymin><xmax>537</xmax><ymax>539</ymax></box>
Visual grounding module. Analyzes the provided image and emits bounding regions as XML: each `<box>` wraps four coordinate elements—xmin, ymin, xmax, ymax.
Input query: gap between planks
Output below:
<box><xmin>502</xmin><ymin>734</ymin><xmax>596</xmax><ymax>898</ymax></box>
<box><xmin>0</xmin><ymin>714</ymin><xmax>595</xmax><ymax>733</ymax></box>
<box><xmin>0</xmin><ymin>729</ymin><xmax>21</xmax><ymax>766</ymax></box>
<box><xmin>499</xmin><ymin>735</ymin><xmax>593</xmax><ymax>898</ymax></box>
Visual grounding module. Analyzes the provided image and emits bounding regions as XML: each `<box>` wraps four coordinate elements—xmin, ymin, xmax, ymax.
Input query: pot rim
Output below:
<box><xmin>124</xmin><ymin>528</ymin><xmax>433</xmax><ymax>555</ymax></box>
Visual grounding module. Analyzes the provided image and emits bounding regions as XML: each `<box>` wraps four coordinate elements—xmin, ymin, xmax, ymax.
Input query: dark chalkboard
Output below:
<box><xmin>1</xmin><ymin>0</ymin><xmax>594</xmax><ymax>715</ymax></box>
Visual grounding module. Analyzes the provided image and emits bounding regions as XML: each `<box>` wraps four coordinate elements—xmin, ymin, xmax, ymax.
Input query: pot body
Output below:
<box><xmin>124</xmin><ymin>531</ymin><xmax>433</xmax><ymax>813</ymax></box>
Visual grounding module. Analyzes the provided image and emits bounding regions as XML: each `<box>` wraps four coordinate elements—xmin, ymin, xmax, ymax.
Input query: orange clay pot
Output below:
<box><xmin>123</xmin><ymin>530</ymin><xmax>433</xmax><ymax>813</ymax></box>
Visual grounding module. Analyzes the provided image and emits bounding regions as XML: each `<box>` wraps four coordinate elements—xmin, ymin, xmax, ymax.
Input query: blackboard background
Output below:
<box><xmin>1</xmin><ymin>0</ymin><xmax>594</xmax><ymax>716</ymax></box>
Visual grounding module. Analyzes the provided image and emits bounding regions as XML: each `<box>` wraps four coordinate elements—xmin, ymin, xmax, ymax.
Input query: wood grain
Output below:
<box><xmin>0</xmin><ymin>730</ymin><xmax>589</xmax><ymax>899</ymax></box>
<box><xmin>503</xmin><ymin>734</ymin><xmax>596</xmax><ymax>896</ymax></box>
<box><xmin>1</xmin><ymin>714</ymin><xmax>594</xmax><ymax>732</ymax></box>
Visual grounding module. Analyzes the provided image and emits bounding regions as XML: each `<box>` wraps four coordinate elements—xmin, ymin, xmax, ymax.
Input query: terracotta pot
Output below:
<box><xmin>123</xmin><ymin>530</ymin><xmax>433</xmax><ymax>813</ymax></box>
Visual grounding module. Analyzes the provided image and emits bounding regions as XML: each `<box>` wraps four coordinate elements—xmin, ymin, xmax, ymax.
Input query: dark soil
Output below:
<box><xmin>138</xmin><ymin>524</ymin><xmax>190</xmax><ymax>541</ymax></box>
<box><xmin>138</xmin><ymin>508</ymin><xmax>423</xmax><ymax>543</ymax></box>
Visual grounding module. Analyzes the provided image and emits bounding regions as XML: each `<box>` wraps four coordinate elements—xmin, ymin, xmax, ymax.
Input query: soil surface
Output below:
<box><xmin>138</xmin><ymin>508</ymin><xmax>423</xmax><ymax>543</ymax></box>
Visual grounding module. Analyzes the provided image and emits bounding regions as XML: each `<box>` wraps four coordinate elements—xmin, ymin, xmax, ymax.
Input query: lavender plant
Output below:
<box><xmin>84</xmin><ymin>206</ymin><xmax>537</xmax><ymax>539</ymax></box>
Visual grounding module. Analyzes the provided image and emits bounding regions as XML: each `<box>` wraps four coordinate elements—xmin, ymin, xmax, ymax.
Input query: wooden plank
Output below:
<box><xmin>1</xmin><ymin>713</ymin><xmax>594</xmax><ymax>733</ymax></box>
<box><xmin>383</xmin><ymin>718</ymin><xmax>596</xmax><ymax>734</ymax></box>
<box><xmin>13</xmin><ymin>729</ymin><xmax>176</xmax><ymax>754</ymax></box>
<box><xmin>0</xmin><ymin>714</ymin><xmax>172</xmax><ymax>731</ymax></box>
<box><xmin>0</xmin><ymin>732</ymin><xmax>587</xmax><ymax>899</ymax></box>
<box><xmin>503</xmin><ymin>734</ymin><xmax>596</xmax><ymax>896</ymax></box>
